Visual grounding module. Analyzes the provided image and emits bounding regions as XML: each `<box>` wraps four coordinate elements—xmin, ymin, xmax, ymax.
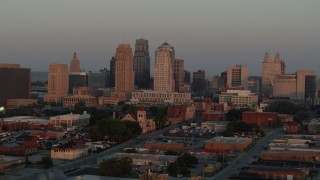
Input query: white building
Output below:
<box><xmin>219</xmin><ymin>90</ymin><xmax>258</xmax><ymax>107</ymax></box>
<box><xmin>50</xmin><ymin>112</ymin><xmax>90</xmax><ymax>128</ymax></box>
<box><xmin>51</xmin><ymin>145</ymin><xmax>89</xmax><ymax>160</ymax></box>
<box><xmin>131</xmin><ymin>90</ymin><xmax>191</xmax><ymax>104</ymax></box>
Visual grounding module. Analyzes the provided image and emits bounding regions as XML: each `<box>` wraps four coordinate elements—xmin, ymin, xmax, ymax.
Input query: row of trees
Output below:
<box><xmin>221</xmin><ymin>121</ymin><xmax>263</xmax><ymax>137</ymax></box>
<box><xmin>99</xmin><ymin>157</ymin><xmax>133</xmax><ymax>177</ymax></box>
<box><xmin>88</xmin><ymin>118</ymin><xmax>142</xmax><ymax>142</ymax></box>
<box><xmin>167</xmin><ymin>153</ymin><xmax>198</xmax><ymax>177</ymax></box>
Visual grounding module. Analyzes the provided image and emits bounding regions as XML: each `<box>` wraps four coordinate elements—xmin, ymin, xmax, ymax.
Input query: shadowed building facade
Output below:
<box><xmin>0</xmin><ymin>64</ymin><xmax>31</xmax><ymax>105</ymax></box>
<box><xmin>133</xmin><ymin>38</ymin><xmax>150</xmax><ymax>89</ymax></box>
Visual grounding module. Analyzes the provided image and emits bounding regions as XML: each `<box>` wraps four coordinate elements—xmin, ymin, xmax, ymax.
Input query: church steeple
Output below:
<box><xmin>70</xmin><ymin>52</ymin><xmax>80</xmax><ymax>73</ymax></box>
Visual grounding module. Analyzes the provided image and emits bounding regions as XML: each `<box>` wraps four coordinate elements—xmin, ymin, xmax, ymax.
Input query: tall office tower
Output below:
<box><xmin>109</xmin><ymin>57</ymin><xmax>115</xmax><ymax>88</ymax></box>
<box><xmin>70</xmin><ymin>52</ymin><xmax>80</xmax><ymax>73</ymax></box>
<box><xmin>211</xmin><ymin>75</ymin><xmax>219</xmax><ymax>92</ymax></box>
<box><xmin>0</xmin><ymin>64</ymin><xmax>31</xmax><ymax>105</ymax></box>
<box><xmin>133</xmin><ymin>38</ymin><xmax>150</xmax><ymax>89</ymax></box>
<box><xmin>115</xmin><ymin>44</ymin><xmax>134</xmax><ymax>92</ymax></box>
<box><xmin>184</xmin><ymin>70</ymin><xmax>191</xmax><ymax>84</ymax></box>
<box><xmin>88</xmin><ymin>69</ymin><xmax>109</xmax><ymax>96</ymax></box>
<box><xmin>192</xmin><ymin>70</ymin><xmax>206</xmax><ymax>93</ymax></box>
<box><xmin>227</xmin><ymin>64</ymin><xmax>248</xmax><ymax>89</ymax></box>
<box><xmin>296</xmin><ymin>70</ymin><xmax>317</xmax><ymax>101</ymax></box>
<box><xmin>219</xmin><ymin>71</ymin><xmax>227</xmax><ymax>88</ymax></box>
<box><xmin>44</xmin><ymin>64</ymin><xmax>69</xmax><ymax>103</ymax></box>
<box><xmin>248</xmin><ymin>76</ymin><xmax>262</xmax><ymax>94</ymax></box>
<box><xmin>273</xmin><ymin>74</ymin><xmax>297</xmax><ymax>99</ymax></box>
<box><xmin>262</xmin><ymin>51</ymin><xmax>285</xmax><ymax>95</ymax></box>
<box><xmin>173</xmin><ymin>59</ymin><xmax>185</xmax><ymax>92</ymax></box>
<box><xmin>69</xmin><ymin>72</ymin><xmax>88</xmax><ymax>94</ymax></box>
<box><xmin>153</xmin><ymin>42</ymin><xmax>175</xmax><ymax>93</ymax></box>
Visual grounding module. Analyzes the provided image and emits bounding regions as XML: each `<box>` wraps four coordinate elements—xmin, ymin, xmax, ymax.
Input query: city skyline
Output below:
<box><xmin>0</xmin><ymin>1</ymin><xmax>319</xmax><ymax>77</ymax></box>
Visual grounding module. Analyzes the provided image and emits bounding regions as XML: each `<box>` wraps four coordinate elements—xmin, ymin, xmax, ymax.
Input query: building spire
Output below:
<box><xmin>70</xmin><ymin>52</ymin><xmax>80</xmax><ymax>73</ymax></box>
<box><xmin>264</xmin><ymin>51</ymin><xmax>270</xmax><ymax>62</ymax></box>
<box><xmin>275</xmin><ymin>51</ymin><xmax>281</xmax><ymax>61</ymax></box>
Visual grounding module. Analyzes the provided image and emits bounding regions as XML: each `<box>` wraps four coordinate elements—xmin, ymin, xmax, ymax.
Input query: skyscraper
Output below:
<box><xmin>262</xmin><ymin>51</ymin><xmax>285</xmax><ymax>95</ymax></box>
<box><xmin>173</xmin><ymin>59</ymin><xmax>184</xmax><ymax>92</ymax></box>
<box><xmin>44</xmin><ymin>64</ymin><xmax>69</xmax><ymax>103</ymax></box>
<box><xmin>133</xmin><ymin>38</ymin><xmax>150</xmax><ymax>89</ymax></box>
<box><xmin>227</xmin><ymin>64</ymin><xmax>248</xmax><ymax>89</ymax></box>
<box><xmin>68</xmin><ymin>72</ymin><xmax>88</xmax><ymax>94</ymax></box>
<box><xmin>69</xmin><ymin>52</ymin><xmax>80</xmax><ymax>73</ymax></box>
<box><xmin>0</xmin><ymin>64</ymin><xmax>31</xmax><ymax>105</ymax></box>
<box><xmin>153</xmin><ymin>42</ymin><xmax>175</xmax><ymax>93</ymax></box>
<box><xmin>184</xmin><ymin>70</ymin><xmax>191</xmax><ymax>84</ymax></box>
<box><xmin>109</xmin><ymin>57</ymin><xmax>115</xmax><ymax>88</ymax></box>
<box><xmin>115</xmin><ymin>44</ymin><xmax>134</xmax><ymax>92</ymax></box>
<box><xmin>273</xmin><ymin>70</ymin><xmax>316</xmax><ymax>103</ymax></box>
<box><xmin>192</xmin><ymin>70</ymin><xmax>206</xmax><ymax>93</ymax></box>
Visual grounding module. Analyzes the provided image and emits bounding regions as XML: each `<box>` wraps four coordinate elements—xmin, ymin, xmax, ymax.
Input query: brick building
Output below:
<box><xmin>261</xmin><ymin>150</ymin><xmax>320</xmax><ymax>163</ymax></box>
<box><xmin>0</xmin><ymin>137</ymin><xmax>38</xmax><ymax>156</ymax></box>
<box><xmin>204</xmin><ymin>137</ymin><xmax>252</xmax><ymax>153</ymax></box>
<box><xmin>202</xmin><ymin>111</ymin><xmax>226</xmax><ymax>121</ymax></box>
<box><xmin>242</xmin><ymin>111</ymin><xmax>278</xmax><ymax>128</ymax></box>
<box><xmin>144</xmin><ymin>141</ymin><xmax>184</xmax><ymax>151</ymax></box>
<box><xmin>284</xmin><ymin>121</ymin><xmax>301</xmax><ymax>134</ymax></box>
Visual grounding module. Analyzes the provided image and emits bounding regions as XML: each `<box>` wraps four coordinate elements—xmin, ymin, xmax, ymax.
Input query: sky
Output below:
<box><xmin>0</xmin><ymin>0</ymin><xmax>319</xmax><ymax>78</ymax></box>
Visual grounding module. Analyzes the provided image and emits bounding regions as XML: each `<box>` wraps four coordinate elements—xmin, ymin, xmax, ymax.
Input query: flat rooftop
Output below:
<box><xmin>0</xmin><ymin>155</ymin><xmax>25</xmax><ymax>162</ymax></box>
<box><xmin>206</xmin><ymin>136</ymin><xmax>252</xmax><ymax>143</ymax></box>
<box><xmin>100</xmin><ymin>153</ymin><xmax>178</xmax><ymax>162</ymax></box>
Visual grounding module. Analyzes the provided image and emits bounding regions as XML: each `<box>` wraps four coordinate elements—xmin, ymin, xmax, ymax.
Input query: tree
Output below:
<box><xmin>99</xmin><ymin>157</ymin><xmax>133</xmax><ymax>177</ymax></box>
<box><xmin>40</xmin><ymin>157</ymin><xmax>53</xmax><ymax>168</ymax></box>
<box><xmin>89</xmin><ymin>109</ymin><xmax>111</xmax><ymax>125</ymax></box>
<box><xmin>74</xmin><ymin>100</ymin><xmax>86</xmax><ymax>114</ymax></box>
<box><xmin>265</xmin><ymin>101</ymin><xmax>298</xmax><ymax>114</ymax></box>
<box><xmin>122</xmin><ymin>104</ymin><xmax>137</xmax><ymax>114</ymax></box>
<box><xmin>167</xmin><ymin>161</ymin><xmax>180</xmax><ymax>176</ymax></box>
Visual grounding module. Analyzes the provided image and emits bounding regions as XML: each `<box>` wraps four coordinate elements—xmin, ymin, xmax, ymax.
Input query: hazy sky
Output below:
<box><xmin>0</xmin><ymin>0</ymin><xmax>319</xmax><ymax>78</ymax></box>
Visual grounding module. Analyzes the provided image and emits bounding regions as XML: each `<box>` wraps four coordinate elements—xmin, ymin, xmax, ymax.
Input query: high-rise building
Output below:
<box><xmin>133</xmin><ymin>38</ymin><xmax>150</xmax><ymax>89</ymax></box>
<box><xmin>0</xmin><ymin>64</ymin><xmax>31</xmax><ymax>105</ymax></box>
<box><xmin>184</xmin><ymin>70</ymin><xmax>191</xmax><ymax>84</ymax></box>
<box><xmin>227</xmin><ymin>64</ymin><xmax>248</xmax><ymax>89</ymax></box>
<box><xmin>68</xmin><ymin>72</ymin><xmax>88</xmax><ymax>94</ymax></box>
<box><xmin>211</xmin><ymin>75</ymin><xmax>219</xmax><ymax>92</ymax></box>
<box><xmin>262</xmin><ymin>51</ymin><xmax>285</xmax><ymax>95</ymax></box>
<box><xmin>219</xmin><ymin>71</ymin><xmax>227</xmax><ymax>88</ymax></box>
<box><xmin>109</xmin><ymin>56</ymin><xmax>115</xmax><ymax>88</ymax></box>
<box><xmin>192</xmin><ymin>70</ymin><xmax>206</xmax><ymax>93</ymax></box>
<box><xmin>88</xmin><ymin>69</ymin><xmax>109</xmax><ymax>90</ymax></box>
<box><xmin>273</xmin><ymin>74</ymin><xmax>297</xmax><ymax>99</ymax></box>
<box><xmin>69</xmin><ymin>52</ymin><xmax>80</xmax><ymax>73</ymax></box>
<box><xmin>115</xmin><ymin>44</ymin><xmax>134</xmax><ymax>92</ymax></box>
<box><xmin>273</xmin><ymin>70</ymin><xmax>316</xmax><ymax>102</ymax></box>
<box><xmin>296</xmin><ymin>70</ymin><xmax>317</xmax><ymax>101</ymax></box>
<box><xmin>44</xmin><ymin>64</ymin><xmax>69</xmax><ymax>103</ymax></box>
<box><xmin>173</xmin><ymin>59</ymin><xmax>184</xmax><ymax>92</ymax></box>
<box><xmin>153</xmin><ymin>42</ymin><xmax>175</xmax><ymax>93</ymax></box>
<box><xmin>248</xmin><ymin>76</ymin><xmax>262</xmax><ymax>94</ymax></box>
